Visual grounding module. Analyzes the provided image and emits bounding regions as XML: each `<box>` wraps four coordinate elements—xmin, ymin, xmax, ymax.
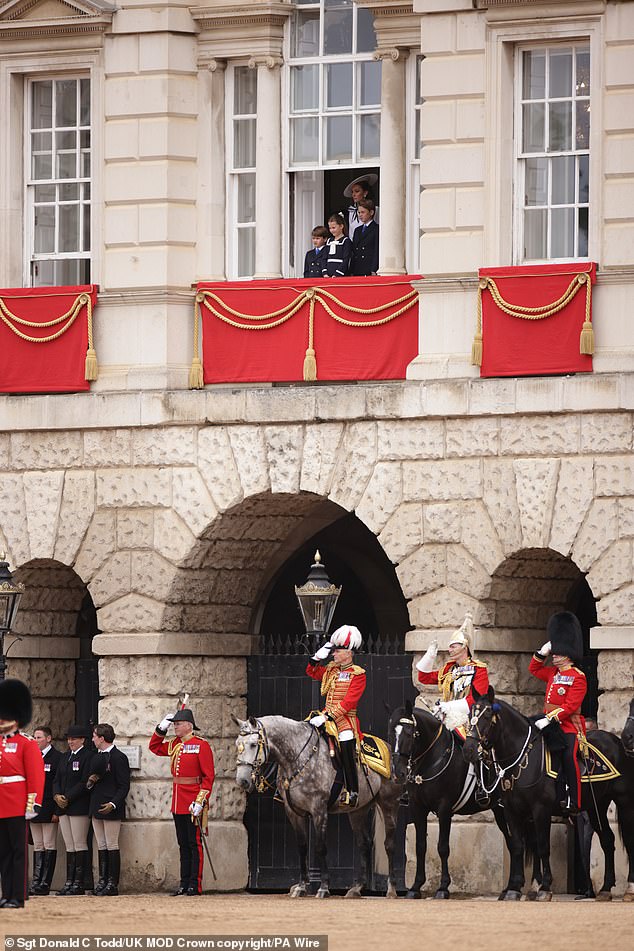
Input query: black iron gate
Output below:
<box><xmin>245</xmin><ymin>652</ymin><xmax>416</xmax><ymax>892</ymax></box>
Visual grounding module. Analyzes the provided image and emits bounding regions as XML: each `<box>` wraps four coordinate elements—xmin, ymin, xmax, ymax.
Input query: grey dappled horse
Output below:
<box><xmin>234</xmin><ymin>714</ymin><xmax>402</xmax><ymax>898</ymax></box>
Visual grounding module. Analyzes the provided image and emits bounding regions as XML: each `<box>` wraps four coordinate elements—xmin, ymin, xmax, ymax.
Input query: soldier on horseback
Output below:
<box><xmin>306</xmin><ymin>625</ymin><xmax>365</xmax><ymax>808</ymax></box>
<box><xmin>416</xmin><ymin>613</ymin><xmax>489</xmax><ymax>735</ymax></box>
<box><xmin>530</xmin><ymin>611</ymin><xmax>587</xmax><ymax>816</ymax></box>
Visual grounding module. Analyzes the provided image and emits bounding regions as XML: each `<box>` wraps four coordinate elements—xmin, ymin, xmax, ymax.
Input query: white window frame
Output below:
<box><xmin>514</xmin><ymin>43</ymin><xmax>590</xmax><ymax>263</ymax></box>
<box><xmin>407</xmin><ymin>52</ymin><xmax>423</xmax><ymax>274</ymax></box>
<box><xmin>0</xmin><ymin>52</ymin><xmax>101</xmax><ymax>289</ymax></box>
<box><xmin>226</xmin><ymin>63</ymin><xmax>257</xmax><ymax>279</ymax></box>
<box><xmin>484</xmin><ymin>16</ymin><xmax>601</xmax><ymax>267</ymax></box>
<box><xmin>26</xmin><ymin>75</ymin><xmax>92</xmax><ymax>287</ymax></box>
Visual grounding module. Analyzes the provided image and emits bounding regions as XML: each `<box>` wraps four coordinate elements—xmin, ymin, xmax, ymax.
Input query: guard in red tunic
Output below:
<box><xmin>529</xmin><ymin>611</ymin><xmax>587</xmax><ymax>815</ymax></box>
<box><xmin>416</xmin><ymin>613</ymin><xmax>489</xmax><ymax>735</ymax></box>
<box><xmin>306</xmin><ymin>624</ymin><xmax>366</xmax><ymax>807</ymax></box>
<box><xmin>0</xmin><ymin>679</ymin><xmax>45</xmax><ymax>909</ymax></box>
<box><xmin>149</xmin><ymin>707</ymin><xmax>214</xmax><ymax>895</ymax></box>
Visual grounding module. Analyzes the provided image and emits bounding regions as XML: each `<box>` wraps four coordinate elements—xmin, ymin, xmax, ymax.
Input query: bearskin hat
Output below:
<box><xmin>0</xmin><ymin>678</ymin><xmax>33</xmax><ymax>728</ymax></box>
<box><xmin>547</xmin><ymin>611</ymin><xmax>584</xmax><ymax>663</ymax></box>
<box><xmin>330</xmin><ymin>625</ymin><xmax>362</xmax><ymax>650</ymax></box>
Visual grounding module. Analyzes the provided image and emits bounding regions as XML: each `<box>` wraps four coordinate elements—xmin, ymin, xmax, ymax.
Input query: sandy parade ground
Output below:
<box><xmin>0</xmin><ymin>893</ymin><xmax>632</xmax><ymax>951</ymax></box>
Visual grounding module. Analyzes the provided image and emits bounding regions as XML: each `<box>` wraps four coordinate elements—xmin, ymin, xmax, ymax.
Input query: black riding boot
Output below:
<box><xmin>57</xmin><ymin>852</ymin><xmax>76</xmax><ymax>895</ymax></box>
<box><xmin>339</xmin><ymin>739</ymin><xmax>359</xmax><ymax>807</ymax></box>
<box><xmin>68</xmin><ymin>851</ymin><xmax>87</xmax><ymax>895</ymax></box>
<box><xmin>93</xmin><ymin>850</ymin><xmax>109</xmax><ymax>895</ymax></box>
<box><xmin>35</xmin><ymin>850</ymin><xmax>57</xmax><ymax>896</ymax></box>
<box><xmin>101</xmin><ymin>850</ymin><xmax>120</xmax><ymax>896</ymax></box>
<box><xmin>560</xmin><ymin>742</ymin><xmax>581</xmax><ymax>815</ymax></box>
<box><xmin>29</xmin><ymin>851</ymin><xmax>45</xmax><ymax>896</ymax></box>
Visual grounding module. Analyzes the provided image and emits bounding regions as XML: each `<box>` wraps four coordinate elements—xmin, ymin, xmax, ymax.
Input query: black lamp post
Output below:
<box><xmin>0</xmin><ymin>554</ymin><xmax>24</xmax><ymax>682</ymax></box>
<box><xmin>294</xmin><ymin>550</ymin><xmax>341</xmax><ymax>655</ymax></box>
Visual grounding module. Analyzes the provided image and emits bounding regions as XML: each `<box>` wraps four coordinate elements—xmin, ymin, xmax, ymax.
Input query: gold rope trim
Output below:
<box><xmin>472</xmin><ymin>270</ymin><xmax>593</xmax><ymax>368</ymax></box>
<box><xmin>190</xmin><ymin>285</ymin><xmax>419</xmax><ymax>386</ymax></box>
<box><xmin>0</xmin><ymin>291</ymin><xmax>98</xmax><ymax>382</ymax></box>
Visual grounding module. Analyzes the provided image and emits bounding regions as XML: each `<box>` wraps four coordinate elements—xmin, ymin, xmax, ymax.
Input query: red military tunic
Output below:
<box><xmin>418</xmin><ymin>658</ymin><xmax>489</xmax><ymax>709</ymax></box>
<box><xmin>0</xmin><ymin>731</ymin><xmax>45</xmax><ymax>819</ymax></box>
<box><xmin>529</xmin><ymin>655</ymin><xmax>587</xmax><ymax>735</ymax></box>
<box><xmin>149</xmin><ymin>730</ymin><xmax>215</xmax><ymax>815</ymax></box>
<box><xmin>306</xmin><ymin>660</ymin><xmax>366</xmax><ymax>736</ymax></box>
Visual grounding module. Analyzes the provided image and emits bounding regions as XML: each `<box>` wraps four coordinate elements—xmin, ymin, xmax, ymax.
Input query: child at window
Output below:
<box><xmin>351</xmin><ymin>200</ymin><xmax>379</xmax><ymax>277</ymax></box>
<box><xmin>322</xmin><ymin>214</ymin><xmax>352</xmax><ymax>278</ymax></box>
<box><xmin>303</xmin><ymin>226</ymin><xmax>329</xmax><ymax>278</ymax></box>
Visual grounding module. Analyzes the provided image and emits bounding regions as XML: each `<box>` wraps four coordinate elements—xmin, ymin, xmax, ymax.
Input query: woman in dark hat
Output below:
<box><xmin>342</xmin><ymin>173</ymin><xmax>378</xmax><ymax>242</ymax></box>
<box><xmin>53</xmin><ymin>723</ymin><xmax>92</xmax><ymax>894</ymax></box>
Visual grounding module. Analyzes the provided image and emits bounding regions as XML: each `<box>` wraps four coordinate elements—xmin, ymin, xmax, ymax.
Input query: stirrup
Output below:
<box><xmin>340</xmin><ymin>790</ymin><xmax>358</xmax><ymax>807</ymax></box>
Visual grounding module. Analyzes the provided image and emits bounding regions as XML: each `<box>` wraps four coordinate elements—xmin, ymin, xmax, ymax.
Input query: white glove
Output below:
<box><xmin>416</xmin><ymin>639</ymin><xmax>438</xmax><ymax>673</ymax></box>
<box><xmin>535</xmin><ymin>717</ymin><xmax>550</xmax><ymax>730</ymax></box>
<box><xmin>310</xmin><ymin>714</ymin><xmax>327</xmax><ymax>728</ymax></box>
<box><xmin>158</xmin><ymin>713</ymin><xmax>175</xmax><ymax>732</ymax></box>
<box><xmin>25</xmin><ymin>810</ymin><xmax>38</xmax><ymax>821</ymax></box>
<box><xmin>311</xmin><ymin>642</ymin><xmax>333</xmax><ymax>663</ymax></box>
<box><xmin>538</xmin><ymin>641</ymin><xmax>551</xmax><ymax>657</ymax></box>
<box><xmin>439</xmin><ymin>698</ymin><xmax>470</xmax><ymax>719</ymax></box>
<box><xmin>189</xmin><ymin>802</ymin><xmax>203</xmax><ymax>817</ymax></box>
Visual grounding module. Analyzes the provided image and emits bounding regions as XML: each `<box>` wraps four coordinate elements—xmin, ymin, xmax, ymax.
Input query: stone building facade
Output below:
<box><xmin>0</xmin><ymin>0</ymin><xmax>633</xmax><ymax>894</ymax></box>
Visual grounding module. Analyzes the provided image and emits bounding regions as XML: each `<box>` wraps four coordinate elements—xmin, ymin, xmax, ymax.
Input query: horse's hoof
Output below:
<box><xmin>526</xmin><ymin>891</ymin><xmax>538</xmax><ymax>902</ymax></box>
<box><xmin>344</xmin><ymin>886</ymin><xmax>363</xmax><ymax>899</ymax></box>
<box><xmin>503</xmin><ymin>891</ymin><xmax>522</xmax><ymax>902</ymax></box>
<box><xmin>433</xmin><ymin>889</ymin><xmax>450</xmax><ymax>900</ymax></box>
<box><xmin>497</xmin><ymin>891</ymin><xmax>507</xmax><ymax>901</ymax></box>
<box><xmin>405</xmin><ymin>889</ymin><xmax>422</xmax><ymax>899</ymax></box>
<box><xmin>385</xmin><ymin>885</ymin><xmax>398</xmax><ymax>899</ymax></box>
<box><xmin>315</xmin><ymin>887</ymin><xmax>330</xmax><ymax>899</ymax></box>
<box><xmin>289</xmin><ymin>884</ymin><xmax>307</xmax><ymax>898</ymax></box>
<box><xmin>536</xmin><ymin>890</ymin><xmax>552</xmax><ymax>902</ymax></box>
<box><xmin>623</xmin><ymin>890</ymin><xmax>634</xmax><ymax>902</ymax></box>
<box><xmin>596</xmin><ymin>891</ymin><xmax>612</xmax><ymax>902</ymax></box>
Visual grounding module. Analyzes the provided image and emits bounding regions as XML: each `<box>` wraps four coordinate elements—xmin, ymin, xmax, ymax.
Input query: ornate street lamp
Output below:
<box><xmin>0</xmin><ymin>553</ymin><xmax>24</xmax><ymax>682</ymax></box>
<box><xmin>295</xmin><ymin>550</ymin><xmax>341</xmax><ymax>654</ymax></box>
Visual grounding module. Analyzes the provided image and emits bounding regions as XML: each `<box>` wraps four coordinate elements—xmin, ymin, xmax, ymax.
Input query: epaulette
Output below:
<box><xmin>571</xmin><ymin>667</ymin><xmax>586</xmax><ymax>677</ymax></box>
<box><xmin>472</xmin><ymin>659</ymin><xmax>488</xmax><ymax>669</ymax></box>
<box><xmin>349</xmin><ymin>664</ymin><xmax>366</xmax><ymax>675</ymax></box>
<box><xmin>21</xmin><ymin>731</ymin><xmax>35</xmax><ymax>740</ymax></box>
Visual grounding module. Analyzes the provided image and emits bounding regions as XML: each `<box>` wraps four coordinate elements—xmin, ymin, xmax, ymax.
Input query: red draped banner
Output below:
<box><xmin>191</xmin><ymin>276</ymin><xmax>421</xmax><ymax>386</ymax></box>
<box><xmin>473</xmin><ymin>263</ymin><xmax>597</xmax><ymax>378</ymax></box>
<box><xmin>0</xmin><ymin>285</ymin><xmax>99</xmax><ymax>394</ymax></box>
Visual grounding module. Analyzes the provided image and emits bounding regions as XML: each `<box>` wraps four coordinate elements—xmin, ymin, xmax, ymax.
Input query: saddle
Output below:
<box><xmin>545</xmin><ymin>736</ymin><xmax>620</xmax><ymax>783</ymax></box>
<box><xmin>307</xmin><ymin>711</ymin><xmax>391</xmax><ymax>779</ymax></box>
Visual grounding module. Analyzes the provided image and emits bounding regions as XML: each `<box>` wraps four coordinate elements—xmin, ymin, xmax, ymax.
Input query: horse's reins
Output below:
<box><xmin>469</xmin><ymin>706</ymin><xmax>534</xmax><ymax>794</ymax></box>
<box><xmin>237</xmin><ymin>719</ymin><xmax>320</xmax><ymax>794</ymax></box>
<box><xmin>398</xmin><ymin>716</ymin><xmax>456</xmax><ymax>784</ymax></box>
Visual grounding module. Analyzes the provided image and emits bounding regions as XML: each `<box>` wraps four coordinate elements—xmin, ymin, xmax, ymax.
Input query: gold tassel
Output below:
<box><xmin>471</xmin><ymin>332</ymin><xmax>483</xmax><ymax>367</ymax></box>
<box><xmin>189</xmin><ymin>356</ymin><xmax>204</xmax><ymax>389</ymax></box>
<box><xmin>85</xmin><ymin>347</ymin><xmax>98</xmax><ymax>381</ymax></box>
<box><xmin>579</xmin><ymin>320</ymin><xmax>594</xmax><ymax>355</ymax></box>
<box><xmin>303</xmin><ymin>347</ymin><xmax>317</xmax><ymax>382</ymax></box>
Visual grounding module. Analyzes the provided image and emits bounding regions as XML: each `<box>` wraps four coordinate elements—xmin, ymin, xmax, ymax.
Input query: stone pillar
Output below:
<box><xmin>197</xmin><ymin>58</ymin><xmax>226</xmax><ymax>280</ymax></box>
<box><xmin>250</xmin><ymin>55</ymin><xmax>283</xmax><ymax>279</ymax></box>
<box><xmin>375</xmin><ymin>47</ymin><xmax>408</xmax><ymax>275</ymax></box>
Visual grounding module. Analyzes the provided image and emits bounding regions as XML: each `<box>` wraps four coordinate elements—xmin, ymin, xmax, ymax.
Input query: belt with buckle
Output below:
<box><xmin>0</xmin><ymin>775</ymin><xmax>26</xmax><ymax>784</ymax></box>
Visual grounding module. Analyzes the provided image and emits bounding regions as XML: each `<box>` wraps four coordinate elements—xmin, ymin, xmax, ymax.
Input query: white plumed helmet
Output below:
<box><xmin>448</xmin><ymin>612</ymin><xmax>475</xmax><ymax>653</ymax></box>
<box><xmin>330</xmin><ymin>625</ymin><xmax>363</xmax><ymax>650</ymax></box>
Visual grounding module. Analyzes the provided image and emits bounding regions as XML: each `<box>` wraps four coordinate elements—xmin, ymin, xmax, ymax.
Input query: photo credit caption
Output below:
<box><xmin>5</xmin><ymin>939</ymin><xmax>327</xmax><ymax>951</ymax></box>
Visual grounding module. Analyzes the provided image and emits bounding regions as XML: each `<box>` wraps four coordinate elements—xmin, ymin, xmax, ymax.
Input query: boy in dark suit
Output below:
<box><xmin>303</xmin><ymin>226</ymin><xmax>329</xmax><ymax>278</ymax></box>
<box><xmin>88</xmin><ymin>723</ymin><xmax>131</xmax><ymax>896</ymax></box>
<box><xmin>351</xmin><ymin>199</ymin><xmax>379</xmax><ymax>276</ymax></box>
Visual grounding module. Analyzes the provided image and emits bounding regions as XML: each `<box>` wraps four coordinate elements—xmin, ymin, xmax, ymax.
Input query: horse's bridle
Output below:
<box><xmin>467</xmin><ymin>703</ymin><xmax>535</xmax><ymax>794</ymax></box>
<box><xmin>236</xmin><ymin>720</ymin><xmax>273</xmax><ymax>793</ymax></box>
<box><xmin>395</xmin><ymin>715</ymin><xmax>453</xmax><ymax>784</ymax></box>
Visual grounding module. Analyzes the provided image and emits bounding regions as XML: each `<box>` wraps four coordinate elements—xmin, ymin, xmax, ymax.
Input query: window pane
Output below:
<box><xmin>80</xmin><ymin>78</ymin><xmax>90</xmax><ymax>126</ymax></box>
<box><xmin>237</xmin><ymin>228</ymin><xmax>255</xmax><ymax>277</ymax></box>
<box><xmin>292</xmin><ymin>65</ymin><xmax>319</xmax><ymax>112</ymax></box>
<box><xmin>34</xmin><ymin>184</ymin><xmax>55</xmax><ymax>202</ymax></box>
<box><xmin>549</xmin><ymin>101</ymin><xmax>572</xmax><ymax>151</ymax></box>
<box><xmin>56</xmin><ymin>130</ymin><xmax>76</xmax><ymax>151</ymax></box>
<box><xmin>358</xmin><ymin>60</ymin><xmax>381</xmax><ymax>106</ymax></box>
<box><xmin>32</xmin><ymin>131</ymin><xmax>51</xmax><ymax>152</ymax></box>
<box><xmin>525</xmin><ymin>157</ymin><xmax>548</xmax><ymax>206</ymax></box>
<box><xmin>290</xmin><ymin>117</ymin><xmax>319</xmax><ymax>164</ymax></box>
<box><xmin>325</xmin><ymin>115</ymin><xmax>352</xmax><ymax>162</ymax></box>
<box><xmin>576</xmin><ymin>100</ymin><xmax>590</xmax><ymax>149</ymax></box>
<box><xmin>32</xmin><ymin>82</ymin><xmax>52</xmax><ymax>129</ymax></box>
<box><xmin>81</xmin><ymin>151</ymin><xmax>91</xmax><ymax>177</ymax></box>
<box><xmin>524</xmin><ymin>208</ymin><xmax>547</xmax><ymax>259</ymax></box>
<box><xmin>56</xmin><ymin>80</ymin><xmax>77</xmax><ymax>127</ymax></box>
<box><xmin>576</xmin><ymin>49</ymin><xmax>590</xmax><ymax>96</ymax></box>
<box><xmin>549</xmin><ymin>49</ymin><xmax>572</xmax><ymax>99</ymax></box>
<box><xmin>60</xmin><ymin>183</ymin><xmax>79</xmax><ymax>201</ymax></box>
<box><xmin>237</xmin><ymin>173</ymin><xmax>256</xmax><ymax>223</ymax></box>
<box><xmin>292</xmin><ymin>10</ymin><xmax>320</xmax><ymax>57</ymax></box>
<box><xmin>59</xmin><ymin>204</ymin><xmax>80</xmax><ymax>252</ymax></box>
<box><xmin>324</xmin><ymin>1</ymin><xmax>353</xmax><ymax>55</ymax></box>
<box><xmin>31</xmin><ymin>260</ymin><xmax>55</xmax><ymax>286</ymax></box>
<box><xmin>356</xmin><ymin>8</ymin><xmax>376</xmax><ymax>54</ymax></box>
<box><xmin>522</xmin><ymin>102</ymin><xmax>545</xmax><ymax>153</ymax></box>
<box><xmin>83</xmin><ymin>203</ymin><xmax>91</xmax><ymax>252</ymax></box>
<box><xmin>414</xmin><ymin>109</ymin><xmax>421</xmax><ymax>159</ymax></box>
<box><xmin>327</xmin><ymin>63</ymin><xmax>353</xmax><ymax>109</ymax></box>
<box><xmin>234</xmin><ymin>67</ymin><xmax>257</xmax><ymax>115</ymax></box>
<box><xmin>359</xmin><ymin>113</ymin><xmax>380</xmax><ymax>160</ymax></box>
<box><xmin>80</xmin><ymin>130</ymin><xmax>90</xmax><ymax>149</ymax></box>
<box><xmin>32</xmin><ymin>153</ymin><xmax>52</xmax><ymax>179</ymax></box>
<box><xmin>233</xmin><ymin>118</ymin><xmax>256</xmax><ymax>168</ymax></box>
<box><xmin>578</xmin><ymin>207</ymin><xmax>588</xmax><ymax>257</ymax></box>
<box><xmin>522</xmin><ymin>50</ymin><xmax>545</xmax><ymax>100</ymax></box>
<box><xmin>416</xmin><ymin>55</ymin><xmax>424</xmax><ymax>105</ymax></box>
<box><xmin>551</xmin><ymin>207</ymin><xmax>574</xmax><ymax>257</ymax></box>
<box><xmin>34</xmin><ymin>205</ymin><xmax>55</xmax><ymax>253</ymax></box>
<box><xmin>578</xmin><ymin>155</ymin><xmax>589</xmax><ymax>203</ymax></box>
<box><xmin>57</xmin><ymin>152</ymin><xmax>77</xmax><ymax>179</ymax></box>
<box><xmin>552</xmin><ymin>155</ymin><xmax>575</xmax><ymax>204</ymax></box>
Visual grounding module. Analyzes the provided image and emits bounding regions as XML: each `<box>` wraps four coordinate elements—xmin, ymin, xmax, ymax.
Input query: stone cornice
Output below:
<box><xmin>0</xmin><ymin>0</ymin><xmax>114</xmax><ymax>40</ymax></box>
<box><xmin>191</xmin><ymin>2</ymin><xmax>291</xmax><ymax>32</ymax></box>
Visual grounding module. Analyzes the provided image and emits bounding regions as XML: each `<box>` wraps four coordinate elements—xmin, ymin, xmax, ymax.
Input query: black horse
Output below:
<box><xmin>619</xmin><ymin>697</ymin><xmax>634</xmax><ymax>901</ymax></box>
<box><xmin>464</xmin><ymin>685</ymin><xmax>631</xmax><ymax>901</ymax></box>
<box><xmin>388</xmin><ymin>700</ymin><xmax>516</xmax><ymax>899</ymax></box>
